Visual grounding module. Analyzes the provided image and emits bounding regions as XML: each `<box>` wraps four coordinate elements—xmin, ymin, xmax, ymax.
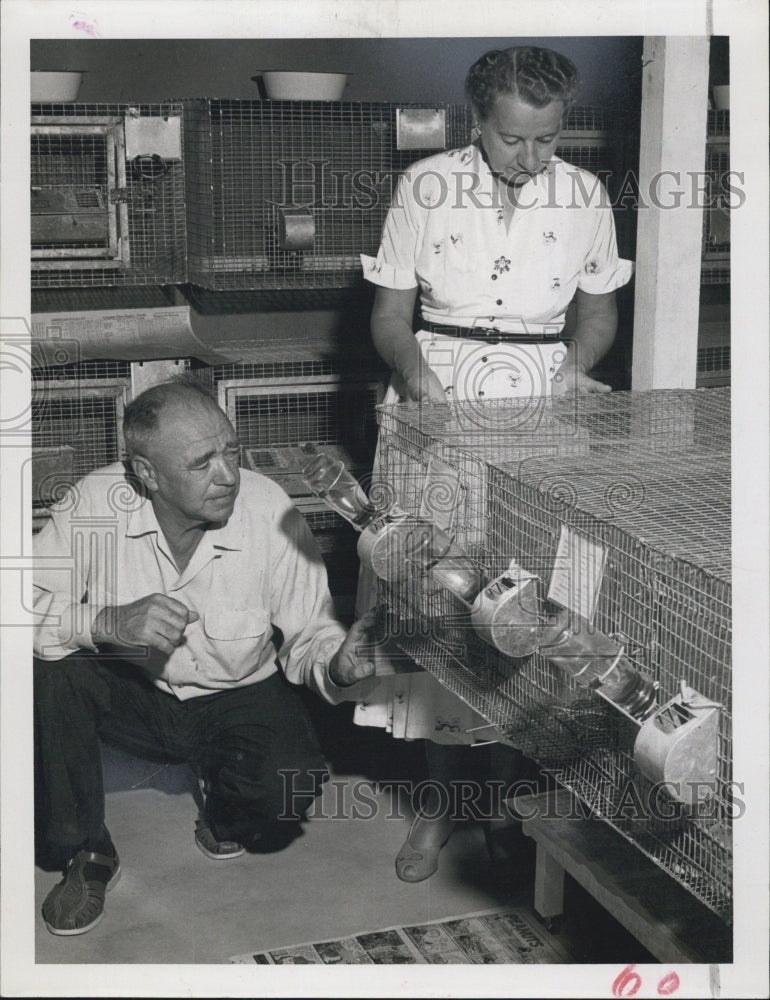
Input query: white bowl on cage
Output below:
<box><xmin>256</xmin><ymin>71</ymin><xmax>349</xmax><ymax>101</ymax></box>
<box><xmin>31</xmin><ymin>71</ymin><xmax>84</xmax><ymax>101</ymax></box>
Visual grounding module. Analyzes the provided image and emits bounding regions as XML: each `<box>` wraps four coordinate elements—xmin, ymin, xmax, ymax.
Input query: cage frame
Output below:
<box><xmin>30</xmin><ymin>101</ymin><xmax>187</xmax><ymax>289</ymax></box>
<box><xmin>31</xmin><ymin>118</ymin><xmax>130</xmax><ymax>267</ymax></box>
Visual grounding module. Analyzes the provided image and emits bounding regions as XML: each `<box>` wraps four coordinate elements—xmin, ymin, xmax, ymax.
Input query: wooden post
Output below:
<box><xmin>533</xmin><ymin>843</ymin><xmax>566</xmax><ymax>920</ymax></box>
<box><xmin>631</xmin><ymin>36</ymin><xmax>710</xmax><ymax>389</ymax></box>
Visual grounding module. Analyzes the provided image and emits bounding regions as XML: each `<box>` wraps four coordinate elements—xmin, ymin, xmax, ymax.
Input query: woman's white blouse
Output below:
<box><xmin>361</xmin><ymin>144</ymin><xmax>633</xmax><ymax>336</ymax></box>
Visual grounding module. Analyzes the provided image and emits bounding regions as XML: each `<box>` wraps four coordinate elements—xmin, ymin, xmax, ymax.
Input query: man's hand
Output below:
<box><xmin>329</xmin><ymin>611</ymin><xmax>378</xmax><ymax>688</ymax></box>
<box><xmin>92</xmin><ymin>594</ymin><xmax>199</xmax><ymax>656</ymax></box>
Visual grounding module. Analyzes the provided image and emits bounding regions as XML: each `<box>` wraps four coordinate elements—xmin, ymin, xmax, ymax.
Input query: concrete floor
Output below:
<box><xmin>34</xmin><ymin>700</ymin><xmax>654</xmax><ymax>966</ymax></box>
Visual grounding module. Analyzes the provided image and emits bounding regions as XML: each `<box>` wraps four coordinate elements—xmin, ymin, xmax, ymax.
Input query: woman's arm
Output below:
<box><xmin>553</xmin><ymin>288</ymin><xmax>618</xmax><ymax>395</ymax></box>
<box><xmin>371</xmin><ymin>285</ymin><xmax>446</xmax><ymax>402</ymax></box>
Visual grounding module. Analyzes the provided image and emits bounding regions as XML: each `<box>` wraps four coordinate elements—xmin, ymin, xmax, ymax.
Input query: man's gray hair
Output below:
<box><xmin>123</xmin><ymin>374</ymin><xmax>219</xmax><ymax>459</ymax></box>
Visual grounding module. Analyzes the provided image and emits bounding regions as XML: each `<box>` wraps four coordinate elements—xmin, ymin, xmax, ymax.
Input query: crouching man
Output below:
<box><xmin>33</xmin><ymin>375</ymin><xmax>376</xmax><ymax>936</ymax></box>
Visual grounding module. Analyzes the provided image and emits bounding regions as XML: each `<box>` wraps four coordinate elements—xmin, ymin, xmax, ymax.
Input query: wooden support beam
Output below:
<box><xmin>631</xmin><ymin>36</ymin><xmax>710</xmax><ymax>389</ymax></box>
<box><xmin>533</xmin><ymin>843</ymin><xmax>566</xmax><ymax>920</ymax></box>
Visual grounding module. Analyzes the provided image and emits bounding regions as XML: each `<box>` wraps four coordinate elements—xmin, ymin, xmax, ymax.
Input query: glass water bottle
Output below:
<box><xmin>300</xmin><ymin>452</ymin><xmax>378</xmax><ymax>529</ymax></box>
<box><xmin>539</xmin><ymin>617</ymin><xmax>657</xmax><ymax>720</ymax></box>
<box><xmin>404</xmin><ymin>522</ymin><xmax>486</xmax><ymax>605</ymax></box>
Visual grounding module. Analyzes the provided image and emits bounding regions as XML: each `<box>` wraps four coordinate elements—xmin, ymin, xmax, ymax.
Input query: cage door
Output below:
<box><xmin>31</xmin><ymin>121</ymin><xmax>130</xmax><ymax>268</ymax></box>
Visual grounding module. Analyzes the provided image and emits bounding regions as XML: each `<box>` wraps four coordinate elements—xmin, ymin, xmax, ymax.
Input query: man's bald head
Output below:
<box><xmin>123</xmin><ymin>375</ymin><xmax>221</xmax><ymax>461</ymax></box>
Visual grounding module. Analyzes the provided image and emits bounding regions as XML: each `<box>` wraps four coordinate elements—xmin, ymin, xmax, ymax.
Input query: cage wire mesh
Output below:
<box><xmin>182</xmin><ymin>100</ymin><xmax>470</xmax><ymax>289</ymax></box>
<box><xmin>697</xmin><ymin>343</ymin><xmax>730</xmax><ymax>376</ymax></box>
<box><xmin>231</xmin><ymin>382</ymin><xmax>380</xmax><ymax>455</ymax></box>
<box><xmin>31</xmin><ymin>393</ymin><xmax>123</xmax><ymax>477</ymax></box>
<box><xmin>209</xmin><ymin>358</ymin><xmax>368</xmax><ymax>382</ymax></box>
<box><xmin>701</xmin><ymin>111</ymin><xmax>731</xmax><ymax>286</ymax></box>
<box><xmin>707</xmin><ymin>109</ymin><xmax>730</xmax><ymax>139</ymax></box>
<box><xmin>31</xmin><ymin>103</ymin><xmax>187</xmax><ymax>288</ymax></box>
<box><xmin>182</xmin><ymin>101</ymin><xmax>610</xmax><ymax>290</ymax></box>
<box><xmin>375</xmin><ymin>388</ymin><xmax>732</xmax><ymax>921</ymax></box>
<box><xmin>30</xmin><ymin>357</ymin><xmax>197</xmax><ymax>512</ymax></box>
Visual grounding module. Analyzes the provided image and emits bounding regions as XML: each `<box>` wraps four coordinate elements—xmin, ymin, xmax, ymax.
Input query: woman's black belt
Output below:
<box><xmin>420</xmin><ymin>320</ymin><xmax>561</xmax><ymax>344</ymax></box>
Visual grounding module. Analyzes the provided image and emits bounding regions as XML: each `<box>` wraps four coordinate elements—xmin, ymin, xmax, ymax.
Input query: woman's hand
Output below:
<box><xmin>552</xmin><ymin>366</ymin><xmax>612</xmax><ymax>395</ymax></box>
<box><xmin>370</xmin><ymin>286</ymin><xmax>448</xmax><ymax>403</ymax></box>
<box><xmin>401</xmin><ymin>363</ymin><xmax>448</xmax><ymax>403</ymax></box>
<box><xmin>553</xmin><ymin>289</ymin><xmax>617</xmax><ymax>395</ymax></box>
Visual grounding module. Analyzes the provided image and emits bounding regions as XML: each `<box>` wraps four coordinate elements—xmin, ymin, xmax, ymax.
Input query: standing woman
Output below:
<box><xmin>357</xmin><ymin>46</ymin><xmax>632</xmax><ymax>881</ymax></box>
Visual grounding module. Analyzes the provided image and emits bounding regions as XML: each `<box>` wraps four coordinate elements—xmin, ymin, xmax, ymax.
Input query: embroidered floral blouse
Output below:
<box><xmin>360</xmin><ymin>144</ymin><xmax>633</xmax><ymax>337</ymax></box>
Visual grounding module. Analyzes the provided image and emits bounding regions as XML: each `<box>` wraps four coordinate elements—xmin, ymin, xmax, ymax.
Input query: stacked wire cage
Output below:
<box><xmin>29</xmin><ymin>356</ymin><xmax>131</xmax><ymax>531</ymax></box>
<box><xmin>31</xmin><ymin>102</ymin><xmax>187</xmax><ymax>288</ymax></box>
<box><xmin>181</xmin><ymin>102</ymin><xmax>611</xmax><ymax>291</ymax></box>
<box><xmin>182</xmin><ymin>100</ymin><xmax>473</xmax><ymax>289</ymax></box>
<box><xmin>701</xmin><ymin>109</ymin><xmax>731</xmax><ymax>286</ymax></box>
<box><xmin>375</xmin><ymin>389</ymin><xmax>732</xmax><ymax>922</ymax></box>
<box><xmin>30</xmin><ymin>351</ymin><xmax>192</xmax><ymax>530</ymax></box>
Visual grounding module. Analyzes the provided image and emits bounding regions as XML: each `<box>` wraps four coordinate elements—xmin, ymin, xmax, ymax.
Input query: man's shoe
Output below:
<box><xmin>194</xmin><ymin>817</ymin><xmax>246</xmax><ymax>860</ymax></box>
<box><xmin>42</xmin><ymin>849</ymin><xmax>121</xmax><ymax>936</ymax></box>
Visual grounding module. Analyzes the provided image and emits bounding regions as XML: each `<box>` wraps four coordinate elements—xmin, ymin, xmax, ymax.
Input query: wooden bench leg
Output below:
<box><xmin>534</xmin><ymin>842</ymin><xmax>565</xmax><ymax>922</ymax></box>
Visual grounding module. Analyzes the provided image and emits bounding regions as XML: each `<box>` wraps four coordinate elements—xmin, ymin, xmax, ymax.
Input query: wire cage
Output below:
<box><xmin>375</xmin><ymin>388</ymin><xmax>732</xmax><ymax>922</ymax></box>
<box><xmin>204</xmin><ymin>359</ymin><xmax>385</xmax><ymax>616</ymax></box>
<box><xmin>30</xmin><ymin>357</ymin><xmax>196</xmax><ymax>523</ymax></box>
<box><xmin>31</xmin><ymin>102</ymin><xmax>187</xmax><ymax>288</ymax></box>
<box><xmin>697</xmin><ymin>328</ymin><xmax>730</xmax><ymax>388</ymax></box>
<box><xmin>30</xmin><ymin>358</ymin><xmax>131</xmax><ymax>530</ymax></box>
<box><xmin>201</xmin><ymin>352</ymin><xmax>385</xmax><ymax>465</ymax></box>
<box><xmin>182</xmin><ymin>100</ymin><xmax>472</xmax><ymax>290</ymax></box>
<box><xmin>701</xmin><ymin>111</ymin><xmax>731</xmax><ymax>286</ymax></box>
<box><xmin>181</xmin><ymin>101</ymin><xmax>611</xmax><ymax>291</ymax></box>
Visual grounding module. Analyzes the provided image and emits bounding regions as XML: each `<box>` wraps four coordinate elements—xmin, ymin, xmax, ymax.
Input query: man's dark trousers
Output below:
<box><xmin>34</xmin><ymin>652</ymin><xmax>328</xmax><ymax>854</ymax></box>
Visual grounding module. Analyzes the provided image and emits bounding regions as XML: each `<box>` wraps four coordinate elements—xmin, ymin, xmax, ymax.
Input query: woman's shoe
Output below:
<box><xmin>395</xmin><ymin>813</ymin><xmax>454</xmax><ymax>883</ymax></box>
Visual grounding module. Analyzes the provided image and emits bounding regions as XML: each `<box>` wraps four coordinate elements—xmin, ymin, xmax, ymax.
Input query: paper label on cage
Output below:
<box><xmin>395</xmin><ymin>108</ymin><xmax>446</xmax><ymax>150</ymax></box>
<box><xmin>419</xmin><ymin>457</ymin><xmax>461</xmax><ymax>531</ymax></box>
<box><xmin>547</xmin><ymin>526</ymin><xmax>606</xmax><ymax>623</ymax></box>
<box><xmin>124</xmin><ymin>116</ymin><xmax>182</xmax><ymax>160</ymax></box>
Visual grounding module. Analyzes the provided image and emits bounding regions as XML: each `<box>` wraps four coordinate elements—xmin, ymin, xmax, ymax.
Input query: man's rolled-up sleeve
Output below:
<box><xmin>269</xmin><ymin>502</ymin><xmax>374</xmax><ymax>705</ymax></box>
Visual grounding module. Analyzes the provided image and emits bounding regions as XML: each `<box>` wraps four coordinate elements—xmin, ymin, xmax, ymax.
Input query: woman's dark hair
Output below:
<box><xmin>465</xmin><ymin>46</ymin><xmax>580</xmax><ymax>120</ymax></box>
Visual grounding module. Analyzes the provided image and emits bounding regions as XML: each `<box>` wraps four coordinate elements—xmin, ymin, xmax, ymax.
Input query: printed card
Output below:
<box><xmin>547</xmin><ymin>525</ymin><xmax>607</xmax><ymax>623</ymax></box>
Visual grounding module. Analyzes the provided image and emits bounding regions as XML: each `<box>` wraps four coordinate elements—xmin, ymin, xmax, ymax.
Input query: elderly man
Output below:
<box><xmin>33</xmin><ymin>375</ymin><xmax>376</xmax><ymax>936</ymax></box>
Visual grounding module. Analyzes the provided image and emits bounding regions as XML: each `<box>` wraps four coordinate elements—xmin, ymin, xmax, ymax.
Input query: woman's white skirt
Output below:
<box><xmin>353</xmin><ymin>330</ymin><xmax>565</xmax><ymax>745</ymax></box>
